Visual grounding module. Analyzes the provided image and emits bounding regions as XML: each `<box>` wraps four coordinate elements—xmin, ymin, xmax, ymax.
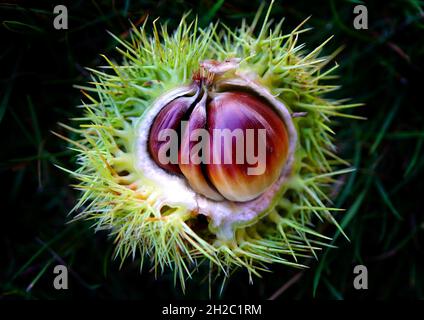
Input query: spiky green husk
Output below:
<box><xmin>60</xmin><ymin>4</ymin><xmax>359</xmax><ymax>291</ymax></box>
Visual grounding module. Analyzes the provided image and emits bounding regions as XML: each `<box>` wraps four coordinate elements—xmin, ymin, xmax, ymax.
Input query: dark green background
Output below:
<box><xmin>1</xmin><ymin>0</ymin><xmax>423</xmax><ymax>299</ymax></box>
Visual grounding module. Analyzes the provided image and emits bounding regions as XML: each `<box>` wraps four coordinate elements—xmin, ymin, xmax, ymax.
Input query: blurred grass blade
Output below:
<box><xmin>313</xmin><ymin>187</ymin><xmax>368</xmax><ymax>297</ymax></box>
<box><xmin>200</xmin><ymin>0</ymin><xmax>225</xmax><ymax>26</ymax></box>
<box><xmin>370</xmin><ymin>95</ymin><xmax>402</xmax><ymax>153</ymax></box>
<box><xmin>375</xmin><ymin>178</ymin><xmax>402</xmax><ymax>220</ymax></box>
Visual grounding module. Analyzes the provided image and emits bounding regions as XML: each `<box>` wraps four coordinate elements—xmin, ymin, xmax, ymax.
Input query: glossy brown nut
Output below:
<box><xmin>148</xmin><ymin>94</ymin><xmax>197</xmax><ymax>174</ymax></box>
<box><xmin>206</xmin><ymin>91</ymin><xmax>289</xmax><ymax>202</ymax></box>
<box><xmin>179</xmin><ymin>91</ymin><xmax>224</xmax><ymax>201</ymax></box>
